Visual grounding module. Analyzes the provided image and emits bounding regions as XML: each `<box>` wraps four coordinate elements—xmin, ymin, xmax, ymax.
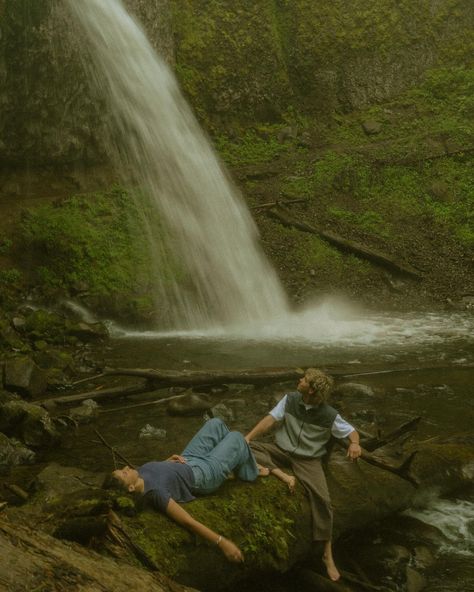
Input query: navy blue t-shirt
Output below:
<box><xmin>139</xmin><ymin>461</ymin><xmax>195</xmax><ymax>513</ymax></box>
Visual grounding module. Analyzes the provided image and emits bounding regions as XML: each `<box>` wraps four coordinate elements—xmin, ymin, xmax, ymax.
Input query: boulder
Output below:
<box><xmin>0</xmin><ymin>432</ymin><xmax>35</xmax><ymax>474</ymax></box>
<box><xmin>332</xmin><ymin>382</ymin><xmax>375</xmax><ymax>399</ymax></box>
<box><xmin>0</xmin><ymin>400</ymin><xmax>60</xmax><ymax>447</ymax></box>
<box><xmin>68</xmin><ymin>399</ymin><xmax>99</xmax><ymax>425</ymax></box>
<box><xmin>167</xmin><ymin>393</ymin><xmax>212</xmax><ymax>416</ymax></box>
<box><xmin>23</xmin><ymin>309</ymin><xmax>67</xmax><ymax>342</ymax></box>
<box><xmin>66</xmin><ymin>321</ymin><xmax>109</xmax><ymax>342</ymax></box>
<box><xmin>4</xmin><ymin>356</ymin><xmax>48</xmax><ymax>397</ymax></box>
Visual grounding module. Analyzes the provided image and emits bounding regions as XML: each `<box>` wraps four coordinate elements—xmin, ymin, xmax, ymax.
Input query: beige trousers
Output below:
<box><xmin>250</xmin><ymin>441</ymin><xmax>333</xmax><ymax>541</ymax></box>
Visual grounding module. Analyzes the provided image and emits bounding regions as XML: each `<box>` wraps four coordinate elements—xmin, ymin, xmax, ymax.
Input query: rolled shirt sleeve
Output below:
<box><xmin>269</xmin><ymin>394</ymin><xmax>288</xmax><ymax>421</ymax></box>
<box><xmin>331</xmin><ymin>414</ymin><xmax>355</xmax><ymax>438</ymax></box>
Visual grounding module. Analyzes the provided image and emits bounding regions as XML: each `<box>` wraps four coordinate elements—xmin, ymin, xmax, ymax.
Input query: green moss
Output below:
<box><xmin>215</xmin><ymin>127</ymin><xmax>291</xmax><ymax>166</ymax></box>
<box><xmin>115</xmin><ymin>478</ymin><xmax>304</xmax><ymax>578</ymax></box>
<box><xmin>18</xmin><ymin>187</ymin><xmax>157</xmax><ymax>304</ymax></box>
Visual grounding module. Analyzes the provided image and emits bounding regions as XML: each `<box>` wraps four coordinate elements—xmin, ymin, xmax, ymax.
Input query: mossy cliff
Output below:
<box><xmin>0</xmin><ymin>0</ymin><xmax>472</xmax><ymax>170</ymax></box>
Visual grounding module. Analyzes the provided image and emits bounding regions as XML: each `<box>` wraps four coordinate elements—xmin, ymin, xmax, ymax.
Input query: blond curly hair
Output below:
<box><xmin>304</xmin><ymin>368</ymin><xmax>334</xmax><ymax>401</ymax></box>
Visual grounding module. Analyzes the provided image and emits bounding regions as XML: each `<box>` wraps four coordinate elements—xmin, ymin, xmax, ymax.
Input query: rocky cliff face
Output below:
<box><xmin>0</xmin><ymin>0</ymin><xmax>472</xmax><ymax>188</ymax></box>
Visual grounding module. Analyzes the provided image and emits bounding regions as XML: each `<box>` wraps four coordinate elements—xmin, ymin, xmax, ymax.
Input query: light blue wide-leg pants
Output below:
<box><xmin>182</xmin><ymin>418</ymin><xmax>258</xmax><ymax>494</ymax></box>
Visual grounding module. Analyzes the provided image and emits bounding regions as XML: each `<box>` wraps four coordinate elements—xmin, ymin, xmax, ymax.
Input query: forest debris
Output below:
<box><xmin>94</xmin><ymin>429</ymin><xmax>136</xmax><ymax>469</ymax></box>
<box><xmin>267</xmin><ymin>206</ymin><xmax>422</xmax><ymax>279</ymax></box>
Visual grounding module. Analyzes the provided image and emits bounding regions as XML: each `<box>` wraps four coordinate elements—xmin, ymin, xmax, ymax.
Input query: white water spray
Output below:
<box><xmin>67</xmin><ymin>0</ymin><xmax>288</xmax><ymax>330</ymax></box>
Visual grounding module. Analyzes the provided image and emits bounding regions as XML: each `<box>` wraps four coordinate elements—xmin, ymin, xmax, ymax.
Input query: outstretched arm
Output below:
<box><xmin>245</xmin><ymin>414</ymin><xmax>277</xmax><ymax>443</ymax></box>
<box><xmin>166</xmin><ymin>498</ymin><xmax>244</xmax><ymax>563</ymax></box>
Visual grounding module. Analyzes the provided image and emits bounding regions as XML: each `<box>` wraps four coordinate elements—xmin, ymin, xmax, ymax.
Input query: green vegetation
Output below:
<box><xmin>18</xmin><ymin>188</ymin><xmax>156</xmax><ymax>303</ymax></box>
<box><xmin>215</xmin><ymin>127</ymin><xmax>293</xmax><ymax>167</ymax></box>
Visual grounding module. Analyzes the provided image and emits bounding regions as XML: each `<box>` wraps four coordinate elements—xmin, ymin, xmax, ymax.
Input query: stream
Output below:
<box><xmin>40</xmin><ymin>308</ymin><xmax>474</xmax><ymax>591</ymax></box>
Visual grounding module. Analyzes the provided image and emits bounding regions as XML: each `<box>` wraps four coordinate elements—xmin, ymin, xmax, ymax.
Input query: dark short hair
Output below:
<box><xmin>102</xmin><ymin>472</ymin><xmax>127</xmax><ymax>492</ymax></box>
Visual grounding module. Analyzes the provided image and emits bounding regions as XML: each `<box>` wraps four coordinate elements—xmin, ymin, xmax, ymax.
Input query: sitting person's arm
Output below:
<box><xmin>166</xmin><ymin>498</ymin><xmax>244</xmax><ymax>563</ymax></box>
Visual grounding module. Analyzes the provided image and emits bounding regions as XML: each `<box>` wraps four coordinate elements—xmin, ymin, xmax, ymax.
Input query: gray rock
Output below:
<box><xmin>211</xmin><ymin>403</ymin><xmax>234</xmax><ymax>423</ymax></box>
<box><xmin>333</xmin><ymin>382</ymin><xmax>375</xmax><ymax>398</ymax></box>
<box><xmin>68</xmin><ymin>399</ymin><xmax>99</xmax><ymax>424</ymax></box>
<box><xmin>361</xmin><ymin>119</ymin><xmax>382</xmax><ymax>135</ymax></box>
<box><xmin>33</xmin><ymin>463</ymin><xmax>104</xmax><ymax>500</ymax></box>
<box><xmin>412</xmin><ymin>545</ymin><xmax>435</xmax><ymax>569</ymax></box>
<box><xmin>0</xmin><ymin>400</ymin><xmax>60</xmax><ymax>448</ymax></box>
<box><xmin>66</xmin><ymin>321</ymin><xmax>108</xmax><ymax>341</ymax></box>
<box><xmin>167</xmin><ymin>392</ymin><xmax>212</xmax><ymax>416</ymax></box>
<box><xmin>406</xmin><ymin>566</ymin><xmax>426</xmax><ymax>592</ymax></box>
<box><xmin>0</xmin><ymin>432</ymin><xmax>35</xmax><ymax>474</ymax></box>
<box><xmin>139</xmin><ymin>424</ymin><xmax>166</xmax><ymax>440</ymax></box>
<box><xmin>4</xmin><ymin>356</ymin><xmax>48</xmax><ymax>397</ymax></box>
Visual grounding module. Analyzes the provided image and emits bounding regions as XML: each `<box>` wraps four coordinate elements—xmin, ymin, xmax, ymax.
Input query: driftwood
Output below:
<box><xmin>94</xmin><ymin>429</ymin><xmax>136</xmax><ymax>469</ymax></box>
<box><xmin>251</xmin><ymin>198</ymin><xmax>307</xmax><ymax>210</ymax></box>
<box><xmin>267</xmin><ymin>206</ymin><xmax>422</xmax><ymax>279</ymax></box>
<box><xmin>40</xmin><ymin>365</ymin><xmax>472</xmax><ymax>409</ymax></box>
<box><xmin>40</xmin><ymin>367</ymin><xmax>304</xmax><ymax>408</ymax></box>
<box><xmin>0</xmin><ymin>518</ymin><xmax>196</xmax><ymax>592</ymax></box>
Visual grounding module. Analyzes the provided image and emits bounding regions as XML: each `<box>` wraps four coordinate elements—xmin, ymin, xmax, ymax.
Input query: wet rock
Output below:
<box><xmin>68</xmin><ymin>399</ymin><xmax>99</xmax><ymax>424</ymax></box>
<box><xmin>32</xmin><ymin>462</ymin><xmax>105</xmax><ymax>501</ymax></box>
<box><xmin>0</xmin><ymin>432</ymin><xmax>35</xmax><ymax>474</ymax></box>
<box><xmin>23</xmin><ymin>309</ymin><xmax>66</xmax><ymax>342</ymax></box>
<box><xmin>332</xmin><ymin>382</ymin><xmax>375</xmax><ymax>399</ymax></box>
<box><xmin>167</xmin><ymin>392</ymin><xmax>212</xmax><ymax>416</ymax></box>
<box><xmin>412</xmin><ymin>545</ymin><xmax>435</xmax><ymax>569</ymax></box>
<box><xmin>66</xmin><ymin>321</ymin><xmax>108</xmax><ymax>342</ymax></box>
<box><xmin>139</xmin><ymin>424</ymin><xmax>166</xmax><ymax>440</ymax></box>
<box><xmin>0</xmin><ymin>400</ymin><xmax>60</xmax><ymax>447</ymax></box>
<box><xmin>4</xmin><ymin>356</ymin><xmax>48</xmax><ymax>397</ymax></box>
<box><xmin>0</xmin><ymin>318</ymin><xmax>28</xmax><ymax>351</ymax></box>
<box><xmin>0</xmin><ymin>390</ymin><xmax>20</xmax><ymax>405</ymax></box>
<box><xmin>225</xmin><ymin>398</ymin><xmax>246</xmax><ymax>407</ymax></box>
<box><xmin>406</xmin><ymin>566</ymin><xmax>426</xmax><ymax>592</ymax></box>
<box><xmin>210</xmin><ymin>403</ymin><xmax>234</xmax><ymax>423</ymax></box>
<box><xmin>33</xmin><ymin>348</ymin><xmax>75</xmax><ymax>373</ymax></box>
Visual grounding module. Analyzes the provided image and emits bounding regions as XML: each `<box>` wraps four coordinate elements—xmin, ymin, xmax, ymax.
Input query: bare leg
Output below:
<box><xmin>322</xmin><ymin>540</ymin><xmax>340</xmax><ymax>581</ymax></box>
<box><xmin>270</xmin><ymin>468</ymin><xmax>296</xmax><ymax>493</ymax></box>
<box><xmin>257</xmin><ymin>464</ymin><xmax>270</xmax><ymax>477</ymax></box>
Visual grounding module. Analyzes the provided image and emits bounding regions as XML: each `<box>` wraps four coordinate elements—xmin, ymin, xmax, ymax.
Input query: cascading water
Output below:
<box><xmin>66</xmin><ymin>0</ymin><xmax>288</xmax><ymax>330</ymax></box>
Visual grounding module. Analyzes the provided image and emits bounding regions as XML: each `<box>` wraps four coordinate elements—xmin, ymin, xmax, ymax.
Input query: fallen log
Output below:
<box><xmin>267</xmin><ymin>206</ymin><xmax>422</xmax><ymax>279</ymax></box>
<box><xmin>359</xmin><ymin>416</ymin><xmax>421</xmax><ymax>452</ymax></box>
<box><xmin>0</xmin><ymin>517</ymin><xmax>196</xmax><ymax>592</ymax></box>
<box><xmin>39</xmin><ymin>368</ymin><xmax>304</xmax><ymax>408</ymax></box>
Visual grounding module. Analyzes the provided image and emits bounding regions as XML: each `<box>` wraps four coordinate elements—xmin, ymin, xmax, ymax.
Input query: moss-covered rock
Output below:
<box><xmin>0</xmin><ymin>400</ymin><xmax>59</xmax><ymax>447</ymax></box>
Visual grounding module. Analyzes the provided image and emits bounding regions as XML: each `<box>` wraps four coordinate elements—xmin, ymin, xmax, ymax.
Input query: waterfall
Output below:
<box><xmin>66</xmin><ymin>0</ymin><xmax>288</xmax><ymax>330</ymax></box>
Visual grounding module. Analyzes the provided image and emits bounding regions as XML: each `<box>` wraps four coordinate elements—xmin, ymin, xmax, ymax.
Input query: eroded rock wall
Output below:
<box><xmin>0</xmin><ymin>0</ymin><xmax>472</xmax><ymax>177</ymax></box>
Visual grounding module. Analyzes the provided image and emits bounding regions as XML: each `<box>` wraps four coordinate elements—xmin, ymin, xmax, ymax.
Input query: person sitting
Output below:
<box><xmin>245</xmin><ymin>368</ymin><xmax>362</xmax><ymax>581</ymax></box>
<box><xmin>106</xmin><ymin>417</ymin><xmax>262</xmax><ymax>563</ymax></box>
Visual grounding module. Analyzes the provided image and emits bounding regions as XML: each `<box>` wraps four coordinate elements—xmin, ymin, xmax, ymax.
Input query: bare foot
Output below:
<box><xmin>257</xmin><ymin>464</ymin><xmax>270</xmax><ymax>477</ymax></box>
<box><xmin>284</xmin><ymin>475</ymin><xmax>296</xmax><ymax>494</ymax></box>
<box><xmin>322</xmin><ymin>553</ymin><xmax>341</xmax><ymax>582</ymax></box>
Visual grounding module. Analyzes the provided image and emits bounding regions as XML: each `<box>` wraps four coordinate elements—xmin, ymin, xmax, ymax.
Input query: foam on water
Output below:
<box><xmin>110</xmin><ymin>299</ymin><xmax>474</xmax><ymax>350</ymax></box>
<box><xmin>404</xmin><ymin>497</ymin><xmax>474</xmax><ymax>556</ymax></box>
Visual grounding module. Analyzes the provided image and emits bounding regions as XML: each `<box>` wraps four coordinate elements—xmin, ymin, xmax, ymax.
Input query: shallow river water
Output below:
<box><xmin>36</xmin><ymin>309</ymin><xmax>474</xmax><ymax>590</ymax></box>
